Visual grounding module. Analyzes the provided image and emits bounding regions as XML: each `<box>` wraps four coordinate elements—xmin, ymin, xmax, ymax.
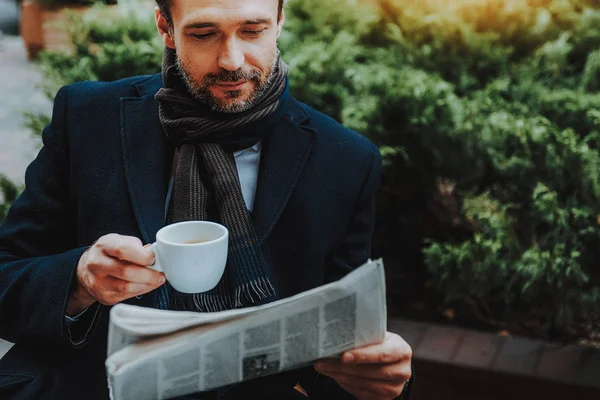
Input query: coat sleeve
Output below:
<box><xmin>0</xmin><ymin>86</ymin><xmax>102</xmax><ymax>349</ymax></box>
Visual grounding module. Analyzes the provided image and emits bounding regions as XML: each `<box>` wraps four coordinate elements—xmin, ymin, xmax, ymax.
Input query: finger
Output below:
<box><xmin>344</xmin><ymin>333</ymin><xmax>411</xmax><ymax>365</ymax></box>
<box><xmin>98</xmin><ymin>234</ymin><xmax>155</xmax><ymax>266</ymax></box>
<box><xmin>84</xmin><ymin>253</ymin><xmax>165</xmax><ymax>286</ymax></box>
<box><xmin>84</xmin><ymin>249</ymin><xmax>124</xmax><ymax>274</ymax></box>
<box><xmin>105</xmin><ymin>276</ymin><xmax>161</xmax><ymax>299</ymax></box>
<box><xmin>325</xmin><ymin>372</ymin><xmax>405</xmax><ymax>399</ymax></box>
<box><xmin>315</xmin><ymin>359</ymin><xmax>411</xmax><ymax>382</ymax></box>
<box><xmin>108</xmin><ymin>262</ymin><xmax>166</xmax><ymax>286</ymax></box>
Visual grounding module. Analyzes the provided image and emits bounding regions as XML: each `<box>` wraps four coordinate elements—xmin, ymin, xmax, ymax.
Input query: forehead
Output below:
<box><xmin>170</xmin><ymin>0</ymin><xmax>279</xmax><ymax>25</ymax></box>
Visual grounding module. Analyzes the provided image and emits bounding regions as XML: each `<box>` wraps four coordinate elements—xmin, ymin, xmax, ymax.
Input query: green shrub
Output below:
<box><xmin>582</xmin><ymin>49</ymin><xmax>600</xmax><ymax>91</ymax></box>
<box><xmin>0</xmin><ymin>175</ymin><xmax>21</xmax><ymax>224</ymax></box>
<box><xmin>37</xmin><ymin>0</ymin><xmax>117</xmax><ymax>9</ymax></box>
<box><xmin>24</xmin><ymin>3</ymin><xmax>162</xmax><ymax>135</ymax></box>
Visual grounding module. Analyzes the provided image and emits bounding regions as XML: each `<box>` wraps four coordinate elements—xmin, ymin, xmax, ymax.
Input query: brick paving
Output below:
<box><xmin>415</xmin><ymin>325</ymin><xmax>465</xmax><ymax>363</ymax></box>
<box><xmin>453</xmin><ymin>330</ymin><xmax>504</xmax><ymax>369</ymax></box>
<box><xmin>492</xmin><ymin>336</ymin><xmax>543</xmax><ymax>375</ymax></box>
<box><xmin>390</xmin><ymin>317</ymin><xmax>600</xmax><ymax>399</ymax></box>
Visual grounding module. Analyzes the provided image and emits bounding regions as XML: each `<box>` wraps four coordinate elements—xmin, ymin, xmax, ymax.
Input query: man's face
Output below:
<box><xmin>157</xmin><ymin>0</ymin><xmax>283</xmax><ymax>113</ymax></box>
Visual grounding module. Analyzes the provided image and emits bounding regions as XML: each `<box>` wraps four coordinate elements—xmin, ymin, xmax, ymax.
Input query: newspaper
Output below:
<box><xmin>105</xmin><ymin>259</ymin><xmax>387</xmax><ymax>400</ymax></box>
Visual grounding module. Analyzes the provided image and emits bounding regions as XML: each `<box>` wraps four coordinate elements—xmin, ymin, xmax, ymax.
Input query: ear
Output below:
<box><xmin>276</xmin><ymin>9</ymin><xmax>285</xmax><ymax>38</ymax></box>
<box><xmin>155</xmin><ymin>6</ymin><xmax>176</xmax><ymax>49</ymax></box>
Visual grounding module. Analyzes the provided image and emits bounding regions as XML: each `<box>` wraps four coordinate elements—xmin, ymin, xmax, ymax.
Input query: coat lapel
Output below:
<box><xmin>121</xmin><ymin>75</ymin><xmax>173</xmax><ymax>244</ymax></box>
<box><xmin>252</xmin><ymin>97</ymin><xmax>316</xmax><ymax>245</ymax></box>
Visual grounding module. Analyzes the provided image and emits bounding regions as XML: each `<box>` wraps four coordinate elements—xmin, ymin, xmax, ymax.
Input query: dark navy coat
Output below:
<box><xmin>0</xmin><ymin>74</ymin><xmax>382</xmax><ymax>399</ymax></box>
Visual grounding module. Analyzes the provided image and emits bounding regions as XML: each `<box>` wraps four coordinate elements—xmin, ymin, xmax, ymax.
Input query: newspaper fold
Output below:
<box><xmin>106</xmin><ymin>259</ymin><xmax>387</xmax><ymax>400</ymax></box>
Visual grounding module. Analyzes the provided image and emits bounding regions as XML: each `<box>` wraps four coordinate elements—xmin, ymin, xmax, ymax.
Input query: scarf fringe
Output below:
<box><xmin>173</xmin><ymin>277</ymin><xmax>276</xmax><ymax>313</ymax></box>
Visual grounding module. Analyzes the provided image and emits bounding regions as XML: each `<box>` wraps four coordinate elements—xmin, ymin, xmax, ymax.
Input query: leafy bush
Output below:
<box><xmin>37</xmin><ymin>0</ymin><xmax>117</xmax><ymax>9</ymax></box>
<box><xmin>24</xmin><ymin>3</ymin><xmax>162</xmax><ymax>136</ymax></box>
<box><xmin>0</xmin><ymin>175</ymin><xmax>21</xmax><ymax>223</ymax></box>
<box><xmin>37</xmin><ymin>4</ymin><xmax>161</xmax><ymax>98</ymax></box>
<box><xmin>24</xmin><ymin>0</ymin><xmax>600</xmax><ymax>340</ymax></box>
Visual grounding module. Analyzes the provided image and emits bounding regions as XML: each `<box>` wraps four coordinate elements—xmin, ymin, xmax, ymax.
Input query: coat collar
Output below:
<box><xmin>122</xmin><ymin>74</ymin><xmax>315</xmax><ymax>244</ymax></box>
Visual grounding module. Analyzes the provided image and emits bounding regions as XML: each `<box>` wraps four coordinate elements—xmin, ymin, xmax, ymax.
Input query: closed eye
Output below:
<box><xmin>244</xmin><ymin>29</ymin><xmax>266</xmax><ymax>38</ymax></box>
<box><xmin>191</xmin><ymin>32</ymin><xmax>216</xmax><ymax>41</ymax></box>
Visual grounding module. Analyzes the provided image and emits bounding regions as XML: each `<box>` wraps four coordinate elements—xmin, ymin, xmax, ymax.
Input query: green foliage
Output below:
<box><xmin>39</xmin><ymin>4</ymin><xmax>161</xmax><ymax>93</ymax></box>
<box><xmin>582</xmin><ymin>49</ymin><xmax>600</xmax><ymax>91</ymax></box>
<box><xmin>22</xmin><ymin>111</ymin><xmax>51</xmax><ymax>138</ymax></box>
<box><xmin>28</xmin><ymin>0</ymin><xmax>600</xmax><ymax>338</ymax></box>
<box><xmin>23</xmin><ymin>3</ymin><xmax>163</xmax><ymax>134</ymax></box>
<box><xmin>0</xmin><ymin>175</ymin><xmax>21</xmax><ymax>223</ymax></box>
<box><xmin>37</xmin><ymin>0</ymin><xmax>117</xmax><ymax>10</ymax></box>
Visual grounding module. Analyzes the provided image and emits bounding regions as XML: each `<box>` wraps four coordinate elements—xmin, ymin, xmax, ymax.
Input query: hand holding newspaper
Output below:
<box><xmin>106</xmin><ymin>259</ymin><xmax>387</xmax><ymax>400</ymax></box>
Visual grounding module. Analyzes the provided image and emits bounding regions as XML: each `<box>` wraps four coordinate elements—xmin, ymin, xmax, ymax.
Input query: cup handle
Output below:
<box><xmin>147</xmin><ymin>243</ymin><xmax>164</xmax><ymax>273</ymax></box>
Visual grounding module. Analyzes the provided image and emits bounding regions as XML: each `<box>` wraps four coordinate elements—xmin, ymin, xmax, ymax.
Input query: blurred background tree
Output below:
<box><xmin>11</xmin><ymin>0</ymin><xmax>600</xmax><ymax>343</ymax></box>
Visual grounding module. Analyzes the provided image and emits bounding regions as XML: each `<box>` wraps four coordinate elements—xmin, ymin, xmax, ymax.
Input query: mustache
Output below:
<box><xmin>203</xmin><ymin>69</ymin><xmax>262</xmax><ymax>85</ymax></box>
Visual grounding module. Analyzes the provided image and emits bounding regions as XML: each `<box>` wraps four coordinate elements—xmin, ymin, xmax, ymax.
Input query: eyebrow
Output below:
<box><xmin>184</xmin><ymin>22</ymin><xmax>218</xmax><ymax>30</ymax></box>
<box><xmin>183</xmin><ymin>18</ymin><xmax>272</xmax><ymax>30</ymax></box>
<box><xmin>241</xmin><ymin>19</ymin><xmax>272</xmax><ymax>26</ymax></box>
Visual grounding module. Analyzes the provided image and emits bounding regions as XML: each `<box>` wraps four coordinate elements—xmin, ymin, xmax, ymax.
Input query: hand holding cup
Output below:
<box><xmin>67</xmin><ymin>234</ymin><xmax>166</xmax><ymax>316</ymax></box>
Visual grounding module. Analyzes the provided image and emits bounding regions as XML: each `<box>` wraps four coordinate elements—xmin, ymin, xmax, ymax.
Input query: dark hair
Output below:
<box><xmin>156</xmin><ymin>0</ymin><xmax>286</xmax><ymax>26</ymax></box>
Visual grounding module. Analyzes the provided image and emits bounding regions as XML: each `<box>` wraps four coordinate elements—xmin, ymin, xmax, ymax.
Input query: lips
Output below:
<box><xmin>215</xmin><ymin>81</ymin><xmax>247</xmax><ymax>89</ymax></box>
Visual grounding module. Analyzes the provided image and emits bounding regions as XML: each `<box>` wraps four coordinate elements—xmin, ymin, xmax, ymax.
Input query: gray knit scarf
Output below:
<box><xmin>155</xmin><ymin>47</ymin><xmax>288</xmax><ymax>312</ymax></box>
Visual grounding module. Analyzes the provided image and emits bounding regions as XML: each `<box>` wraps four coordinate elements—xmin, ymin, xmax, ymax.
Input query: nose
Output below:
<box><xmin>218</xmin><ymin>38</ymin><xmax>244</xmax><ymax>72</ymax></box>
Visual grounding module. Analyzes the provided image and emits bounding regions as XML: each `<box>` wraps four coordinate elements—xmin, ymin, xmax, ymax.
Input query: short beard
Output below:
<box><xmin>176</xmin><ymin>56</ymin><xmax>278</xmax><ymax>114</ymax></box>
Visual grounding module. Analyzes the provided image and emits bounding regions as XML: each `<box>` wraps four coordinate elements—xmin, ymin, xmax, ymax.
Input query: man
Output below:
<box><xmin>0</xmin><ymin>0</ymin><xmax>413</xmax><ymax>398</ymax></box>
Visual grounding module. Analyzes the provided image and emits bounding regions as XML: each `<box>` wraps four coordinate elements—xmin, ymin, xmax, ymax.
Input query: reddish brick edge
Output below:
<box><xmin>388</xmin><ymin>318</ymin><xmax>600</xmax><ymax>400</ymax></box>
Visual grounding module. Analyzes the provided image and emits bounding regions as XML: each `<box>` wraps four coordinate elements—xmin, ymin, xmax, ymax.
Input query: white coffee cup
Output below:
<box><xmin>147</xmin><ymin>221</ymin><xmax>229</xmax><ymax>293</ymax></box>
